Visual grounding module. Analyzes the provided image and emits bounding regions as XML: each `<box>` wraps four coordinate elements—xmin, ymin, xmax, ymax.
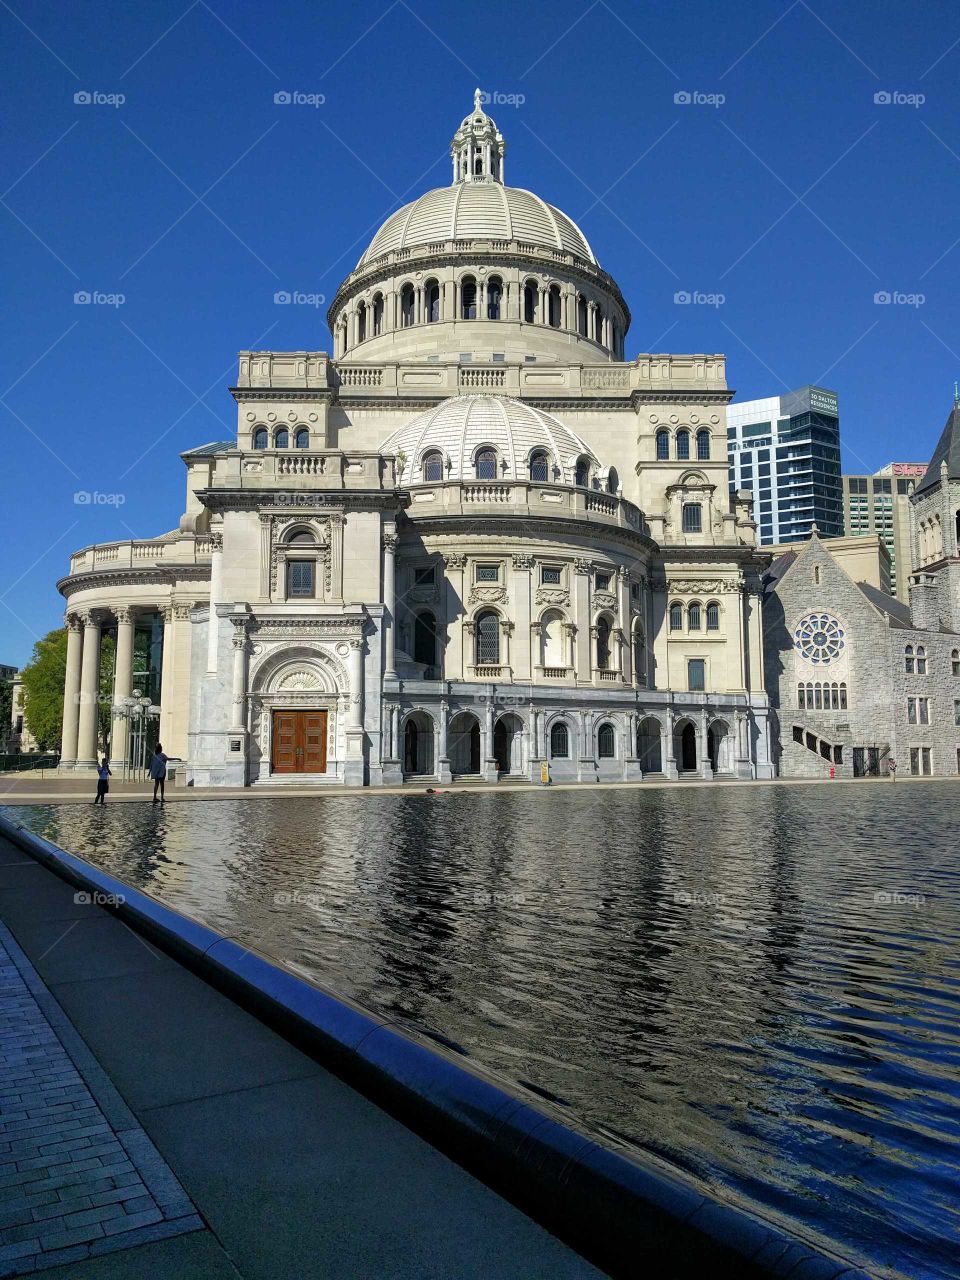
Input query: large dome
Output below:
<box><xmin>359</xmin><ymin>183</ymin><xmax>596</xmax><ymax>267</ymax></box>
<box><xmin>380</xmin><ymin>395</ymin><xmax>600</xmax><ymax>486</ymax></box>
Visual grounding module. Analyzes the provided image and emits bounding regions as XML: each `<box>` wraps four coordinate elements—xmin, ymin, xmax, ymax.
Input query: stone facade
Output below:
<box><xmin>54</xmin><ymin>93</ymin><xmax>775</xmax><ymax>786</ymax></box>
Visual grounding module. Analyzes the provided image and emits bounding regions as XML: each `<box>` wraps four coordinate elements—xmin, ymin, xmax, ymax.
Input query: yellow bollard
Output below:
<box><xmin>540</xmin><ymin>760</ymin><xmax>550</xmax><ymax>785</ymax></box>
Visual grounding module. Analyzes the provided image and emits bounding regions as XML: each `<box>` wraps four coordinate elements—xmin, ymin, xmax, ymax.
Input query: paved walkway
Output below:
<box><xmin>0</xmin><ymin>772</ymin><xmax>919</xmax><ymax>807</ymax></box>
<box><xmin>0</xmin><ymin>834</ymin><xmax>603</xmax><ymax>1278</ymax></box>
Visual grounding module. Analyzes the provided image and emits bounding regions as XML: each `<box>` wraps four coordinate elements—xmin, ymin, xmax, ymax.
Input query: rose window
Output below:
<box><xmin>794</xmin><ymin>613</ymin><xmax>844</xmax><ymax>664</ymax></box>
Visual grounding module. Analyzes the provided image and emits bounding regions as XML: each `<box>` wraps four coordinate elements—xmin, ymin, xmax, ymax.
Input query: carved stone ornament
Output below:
<box><xmin>277</xmin><ymin>669</ymin><xmax>323</xmax><ymax>691</ymax></box>
<box><xmin>511</xmin><ymin>553</ymin><xmax>533</xmax><ymax>570</ymax></box>
<box><xmin>535</xmin><ymin>587</ymin><xmax>570</xmax><ymax>608</ymax></box>
<box><xmin>442</xmin><ymin>553</ymin><xmax>467</xmax><ymax>569</ymax></box>
<box><xmin>467</xmin><ymin>585</ymin><xmax>507</xmax><ymax>606</ymax></box>
<box><xmin>209</xmin><ymin>532</ymin><xmax>223</xmax><ymax>552</ymax></box>
<box><xmin>574</xmin><ymin>558</ymin><xmax>592</xmax><ymax>575</ymax></box>
<box><xmin>665</xmin><ymin>579</ymin><xmax>738</xmax><ymax>595</ymax></box>
<box><xmin>593</xmin><ymin>590</ymin><xmax>618</xmax><ymax>610</ymax></box>
<box><xmin>172</xmin><ymin>602</ymin><xmax>193</xmax><ymax>621</ymax></box>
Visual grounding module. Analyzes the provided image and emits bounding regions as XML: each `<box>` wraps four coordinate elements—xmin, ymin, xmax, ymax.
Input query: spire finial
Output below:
<box><xmin>954</xmin><ymin>378</ymin><xmax>958</xmax><ymax>406</ymax></box>
<box><xmin>474</xmin><ymin>87</ymin><xmax>484</xmax><ymax>113</ymax></box>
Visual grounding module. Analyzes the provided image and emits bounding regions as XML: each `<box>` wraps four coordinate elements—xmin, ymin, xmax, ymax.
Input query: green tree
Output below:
<box><xmin>19</xmin><ymin>629</ymin><xmax>67</xmax><ymax>750</ymax></box>
<box><xmin>19</xmin><ymin>628</ymin><xmax>116</xmax><ymax>755</ymax></box>
<box><xmin>0</xmin><ymin>675</ymin><xmax>13</xmax><ymax>749</ymax></box>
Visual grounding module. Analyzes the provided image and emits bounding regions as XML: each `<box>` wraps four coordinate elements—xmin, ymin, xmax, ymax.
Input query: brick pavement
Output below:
<box><xmin>0</xmin><ymin>922</ymin><xmax>202</xmax><ymax>1276</ymax></box>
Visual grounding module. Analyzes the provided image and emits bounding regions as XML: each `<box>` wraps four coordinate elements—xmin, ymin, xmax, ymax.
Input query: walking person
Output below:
<box><xmin>150</xmin><ymin>743</ymin><xmax>169</xmax><ymax>804</ymax></box>
<box><xmin>93</xmin><ymin>757</ymin><xmax>111</xmax><ymax>805</ymax></box>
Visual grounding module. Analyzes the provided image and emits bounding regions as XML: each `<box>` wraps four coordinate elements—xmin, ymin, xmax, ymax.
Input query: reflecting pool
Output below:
<box><xmin>7</xmin><ymin>782</ymin><xmax>960</xmax><ymax>1278</ymax></box>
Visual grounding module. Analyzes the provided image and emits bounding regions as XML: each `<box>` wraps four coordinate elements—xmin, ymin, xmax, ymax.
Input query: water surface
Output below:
<box><xmin>7</xmin><ymin>783</ymin><xmax>960</xmax><ymax>1278</ymax></box>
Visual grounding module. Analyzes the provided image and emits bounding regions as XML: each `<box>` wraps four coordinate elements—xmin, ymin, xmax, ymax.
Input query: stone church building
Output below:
<box><xmin>56</xmin><ymin>92</ymin><xmax>776</xmax><ymax>787</ymax></box>
<box><xmin>764</xmin><ymin>397</ymin><xmax>960</xmax><ymax>779</ymax></box>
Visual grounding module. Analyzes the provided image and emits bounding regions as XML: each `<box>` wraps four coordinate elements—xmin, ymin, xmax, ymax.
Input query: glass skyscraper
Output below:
<box><xmin>727</xmin><ymin>385</ymin><xmax>843</xmax><ymax>545</ymax></box>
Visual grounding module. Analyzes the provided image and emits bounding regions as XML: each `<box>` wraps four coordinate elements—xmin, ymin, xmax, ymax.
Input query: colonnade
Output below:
<box><xmin>59</xmin><ymin>603</ymin><xmax>193</xmax><ymax>769</ymax></box>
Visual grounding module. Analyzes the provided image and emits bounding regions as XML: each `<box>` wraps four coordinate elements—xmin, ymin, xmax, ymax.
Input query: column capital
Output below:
<box><xmin>574</xmin><ymin>558</ymin><xmax>592</xmax><ymax>575</ymax></box>
<box><xmin>348</xmin><ymin>636</ymin><xmax>363</xmax><ymax>651</ymax></box>
<box><xmin>382</xmin><ymin>533</ymin><xmax>399</xmax><ymax>552</ymax></box>
<box><xmin>210</xmin><ymin>532</ymin><xmax>223</xmax><ymax>551</ymax></box>
<box><xmin>79</xmin><ymin>609</ymin><xmax>101</xmax><ymax>628</ymax></box>
<box><xmin>443</xmin><ymin>552</ymin><xmax>466</xmax><ymax>569</ymax></box>
<box><xmin>65</xmin><ymin>613</ymin><xmax>83</xmax><ymax>632</ymax></box>
<box><xmin>114</xmin><ymin>606</ymin><xmax>135</xmax><ymax>625</ymax></box>
<box><xmin>172</xmin><ymin>602</ymin><xmax>193</xmax><ymax>622</ymax></box>
<box><xmin>511</xmin><ymin>553</ymin><xmax>533</xmax><ymax>570</ymax></box>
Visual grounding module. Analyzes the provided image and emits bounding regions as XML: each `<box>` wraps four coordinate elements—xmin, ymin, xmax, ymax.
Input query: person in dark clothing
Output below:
<box><xmin>150</xmin><ymin>744</ymin><xmax>169</xmax><ymax>803</ymax></box>
<box><xmin>94</xmin><ymin>758</ymin><xmax>111</xmax><ymax>805</ymax></box>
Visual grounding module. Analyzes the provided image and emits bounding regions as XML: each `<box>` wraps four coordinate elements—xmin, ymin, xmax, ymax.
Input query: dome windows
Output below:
<box><xmin>575</xmin><ymin>456</ymin><xmax>590</xmax><ymax>487</ymax></box>
<box><xmin>487</xmin><ymin>276</ymin><xmax>502</xmax><ymax>320</ymax></box>
<box><xmin>523</xmin><ymin>281</ymin><xmax>537</xmax><ymax>324</ymax></box>
<box><xmin>295</xmin><ymin>428</ymin><xmax>309</xmax><ymax>449</ymax></box>
<box><xmin>548</xmin><ymin>284</ymin><xmax>561</xmax><ymax>328</ymax></box>
<box><xmin>423</xmin><ymin>451</ymin><xmax>444</xmax><ymax>482</ymax></box>
<box><xmin>275</xmin><ymin>428</ymin><xmax>289</xmax><ymax>449</ymax></box>
<box><xmin>475</xmin><ymin>447</ymin><xmax>498</xmax><ymax>480</ymax></box>
<box><xmin>530</xmin><ymin>450</ymin><xmax>549</xmax><ymax>482</ymax></box>
<box><xmin>253</xmin><ymin>427</ymin><xmax>268</xmax><ymax>450</ymax></box>
<box><xmin>461</xmin><ymin>277</ymin><xmax>477</xmax><ymax>319</ymax></box>
<box><xmin>401</xmin><ymin>284</ymin><xmax>415</xmax><ymax>327</ymax></box>
<box><xmin>426</xmin><ymin>281</ymin><xmax>440</xmax><ymax>323</ymax></box>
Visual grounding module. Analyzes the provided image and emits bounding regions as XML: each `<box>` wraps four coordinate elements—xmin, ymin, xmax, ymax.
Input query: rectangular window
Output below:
<box><xmin>955</xmin><ymin>700</ymin><xmax>960</xmax><ymax>727</ymax></box>
<box><xmin>595</xmin><ymin>573</ymin><xmax>611</xmax><ymax>591</ymax></box>
<box><xmin>414</xmin><ymin>566</ymin><xmax>435</xmax><ymax>587</ymax></box>
<box><xmin>920</xmin><ymin>697</ymin><xmax>930</xmax><ymax>725</ymax></box>
<box><xmin>688</xmin><ymin>659</ymin><xmax>706</xmax><ymax>692</ymax></box>
<box><xmin>286</xmin><ymin>560</ymin><xmax>314</xmax><ymax>598</ymax></box>
<box><xmin>475</xmin><ymin>563</ymin><xmax>499</xmax><ymax>583</ymax></box>
<box><xmin>541</xmin><ymin>565</ymin><xmax>562</xmax><ymax>586</ymax></box>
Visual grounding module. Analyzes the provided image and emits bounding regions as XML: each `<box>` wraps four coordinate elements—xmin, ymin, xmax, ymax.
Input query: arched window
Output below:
<box><xmin>607</xmin><ymin>466</ymin><xmax>619</xmax><ymax>494</ymax></box>
<box><xmin>656</xmin><ymin>430</ymin><xmax>670</xmax><ymax>460</ymax></box>
<box><xmin>460</xmin><ymin>277</ymin><xmax>477</xmax><ymax>320</ymax></box>
<box><xmin>688</xmin><ymin>603</ymin><xmax>702</xmax><ymax>631</ymax></box>
<box><xmin>593</xmin><ymin>307</ymin><xmax>602</xmax><ymax>343</ymax></box>
<box><xmin>295</xmin><ymin>428</ymin><xmax>309</xmax><ymax>449</ymax></box>
<box><xmin>523</xmin><ymin>282</ymin><xmax>537</xmax><ymax>323</ymax></box>
<box><xmin>275</xmin><ymin>428</ymin><xmax>289</xmax><ymax>449</ymax></box>
<box><xmin>548</xmin><ymin>284</ymin><xmax>561</xmax><ymax>328</ymax></box>
<box><xmin>550</xmin><ymin>721</ymin><xmax>569</xmax><ymax>758</ymax></box>
<box><xmin>682</xmin><ymin>502</ymin><xmax>702</xmax><ymax>533</ymax></box>
<box><xmin>798</xmin><ymin>682</ymin><xmax>806</xmax><ymax>709</ymax></box>
<box><xmin>696</xmin><ymin>429</ymin><xmax>711</xmax><ymax>460</ymax></box>
<box><xmin>423</xmin><ymin>451</ymin><xmax>443</xmax><ymax>482</ymax></box>
<box><xmin>414</xmin><ymin>612</ymin><xmax>437</xmax><ymax>668</ymax></box>
<box><xmin>475</xmin><ymin>611</ymin><xmax>500</xmax><ymax>665</ymax></box>
<box><xmin>357</xmin><ymin>302</ymin><xmax>366</xmax><ymax>343</ymax></box>
<box><xmin>669</xmin><ymin>602</ymin><xmax>683</xmax><ymax>631</ymax></box>
<box><xmin>541</xmin><ymin>610</ymin><xmax>565</xmax><ymax>667</ymax></box>
<box><xmin>952</xmin><ymin>649</ymin><xmax>960</xmax><ymax>677</ymax></box>
<box><xmin>530</xmin><ymin>451</ymin><xmax>549</xmax><ymax>482</ymax></box>
<box><xmin>675</xmin><ymin>430</ymin><xmax>690</xmax><ymax>460</ymax></box>
<box><xmin>487</xmin><ymin>276</ymin><xmax>502</xmax><ymax>320</ymax></box>
<box><xmin>839</xmin><ymin>682</ymin><xmax>848</xmax><ymax>709</ymax></box>
<box><xmin>706</xmin><ymin>602</ymin><xmax>720</xmax><ymax>631</ymax></box>
<box><xmin>253</xmin><ymin>427</ymin><xmax>268</xmax><ymax>450</ymax></box>
<box><xmin>425</xmin><ymin>281</ymin><xmax>440</xmax><ymax>323</ymax></box>
<box><xmin>916</xmin><ymin>645</ymin><xmax>927</xmax><ymax>674</ymax></box>
<box><xmin>596</xmin><ymin>616</ymin><xmax>611</xmax><ymax>669</ymax></box>
<box><xmin>905</xmin><ymin>644</ymin><xmax>915</xmax><ymax>674</ymax></box>
<box><xmin>577</xmin><ymin>295</ymin><xmax>587</xmax><ymax>336</ymax></box>
<box><xmin>597</xmin><ymin>723</ymin><xmax>615</xmax><ymax>758</ymax></box>
<box><xmin>372</xmin><ymin>294</ymin><xmax>383</xmax><ymax>335</ymax></box>
<box><xmin>400</xmin><ymin>284</ymin><xmax>415</xmax><ymax>327</ymax></box>
<box><xmin>475</xmin><ymin>448</ymin><xmax>497</xmax><ymax>480</ymax></box>
<box><xmin>575</xmin><ymin>456</ymin><xmax>590</xmax><ymax>486</ymax></box>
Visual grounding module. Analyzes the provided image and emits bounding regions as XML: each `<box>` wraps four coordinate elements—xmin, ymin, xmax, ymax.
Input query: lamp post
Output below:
<box><xmin>113</xmin><ymin>689</ymin><xmax>161</xmax><ymax>781</ymax></box>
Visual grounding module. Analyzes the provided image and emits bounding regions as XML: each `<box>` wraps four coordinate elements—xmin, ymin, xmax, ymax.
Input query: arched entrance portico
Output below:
<box><xmin>708</xmin><ymin>720</ymin><xmax>733</xmax><ymax>775</ymax></box>
<box><xmin>493</xmin><ymin>713</ymin><xmax>523</xmax><ymax>774</ymax></box>
<box><xmin>449</xmin><ymin>711</ymin><xmax>481</xmax><ymax>776</ymax></box>
<box><xmin>636</xmin><ymin>716</ymin><xmax>662</xmax><ymax>773</ymax></box>
<box><xmin>675</xmin><ymin>720</ymin><xmax>698</xmax><ymax>773</ymax></box>
<box><xmin>402</xmin><ymin>710</ymin><xmax>435</xmax><ymax>776</ymax></box>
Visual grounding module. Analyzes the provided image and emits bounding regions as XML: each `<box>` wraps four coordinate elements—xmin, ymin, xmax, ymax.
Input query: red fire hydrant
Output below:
<box><xmin>829</xmin><ymin>766</ymin><xmax>836</xmax><ymax>780</ymax></box>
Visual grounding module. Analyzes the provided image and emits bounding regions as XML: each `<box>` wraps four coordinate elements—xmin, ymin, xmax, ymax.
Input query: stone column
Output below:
<box><xmin>502</xmin><ymin>621</ymin><xmax>514</xmax><ymax>676</ymax></box>
<box><xmin>230</xmin><ymin>620</ymin><xmax>248</xmax><ymax>731</ymax></box>
<box><xmin>159</xmin><ymin>606</ymin><xmax>174</xmax><ymax>747</ymax></box>
<box><xmin>109</xmin><ymin>607</ymin><xmax>135</xmax><ymax>770</ymax></box>
<box><xmin>59</xmin><ymin>614</ymin><xmax>83</xmax><ymax>767</ymax></box>
<box><xmin>437</xmin><ymin>699</ymin><xmax>451</xmax><ymax>783</ymax></box>
<box><xmin>383</xmin><ymin>531</ymin><xmax>398</xmax><ymax>679</ymax></box>
<box><xmin>664</xmin><ymin>713</ymin><xmax>678</xmax><ymax>780</ymax></box>
<box><xmin>207</xmin><ymin>532</ymin><xmax>223</xmax><ymax>673</ymax></box>
<box><xmin>329</xmin><ymin>516</ymin><xmax>344</xmax><ymax>601</ymax></box>
<box><xmin>348</xmin><ymin>638</ymin><xmax>363</xmax><ymax>730</ymax></box>
<box><xmin>699</xmin><ymin>708</ymin><xmax>713</xmax><ymax>779</ymax></box>
<box><xmin>443</xmin><ymin>554</ymin><xmax>466</xmax><ymax>677</ymax></box>
<box><xmin>573</xmin><ymin>559</ymin><xmax>591</xmax><ymax>681</ymax></box>
<box><xmin>75</xmin><ymin>612</ymin><xmax>101</xmax><ymax>768</ymax></box>
<box><xmin>482</xmin><ymin>695</ymin><xmax>497</xmax><ymax>782</ymax></box>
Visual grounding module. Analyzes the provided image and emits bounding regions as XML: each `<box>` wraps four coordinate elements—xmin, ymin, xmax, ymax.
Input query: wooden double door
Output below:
<box><xmin>272</xmin><ymin>710</ymin><xmax>327</xmax><ymax>774</ymax></box>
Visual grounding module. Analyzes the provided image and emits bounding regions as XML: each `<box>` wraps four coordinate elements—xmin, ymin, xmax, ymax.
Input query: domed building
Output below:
<box><xmin>56</xmin><ymin>92</ymin><xmax>773</xmax><ymax>786</ymax></box>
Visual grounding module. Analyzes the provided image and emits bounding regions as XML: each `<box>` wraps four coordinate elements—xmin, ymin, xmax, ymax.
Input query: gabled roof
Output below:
<box><xmin>181</xmin><ymin>441</ymin><xmax>236</xmax><ymax>458</ymax></box>
<box><xmin>915</xmin><ymin>401</ymin><xmax>960</xmax><ymax>493</ymax></box>
<box><xmin>855</xmin><ymin>581</ymin><xmax>912</xmax><ymax>628</ymax></box>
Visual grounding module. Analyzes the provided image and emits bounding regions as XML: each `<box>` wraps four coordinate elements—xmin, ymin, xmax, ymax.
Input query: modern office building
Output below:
<box><xmin>843</xmin><ymin>462</ymin><xmax>927</xmax><ymax>602</ymax></box>
<box><xmin>727</xmin><ymin>385</ymin><xmax>843</xmax><ymax>545</ymax></box>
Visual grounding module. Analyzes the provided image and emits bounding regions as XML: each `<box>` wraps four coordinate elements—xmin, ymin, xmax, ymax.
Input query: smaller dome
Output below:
<box><xmin>380</xmin><ymin>395</ymin><xmax>599</xmax><ymax>486</ymax></box>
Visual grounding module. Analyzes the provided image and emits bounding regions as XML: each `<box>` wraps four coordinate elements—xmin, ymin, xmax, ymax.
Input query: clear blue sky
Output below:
<box><xmin>2</xmin><ymin>0</ymin><xmax>959</xmax><ymax>665</ymax></box>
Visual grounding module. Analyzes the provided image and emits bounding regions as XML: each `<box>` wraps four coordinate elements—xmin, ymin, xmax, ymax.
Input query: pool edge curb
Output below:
<box><xmin>0</xmin><ymin>812</ymin><xmax>874</xmax><ymax>1280</ymax></box>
